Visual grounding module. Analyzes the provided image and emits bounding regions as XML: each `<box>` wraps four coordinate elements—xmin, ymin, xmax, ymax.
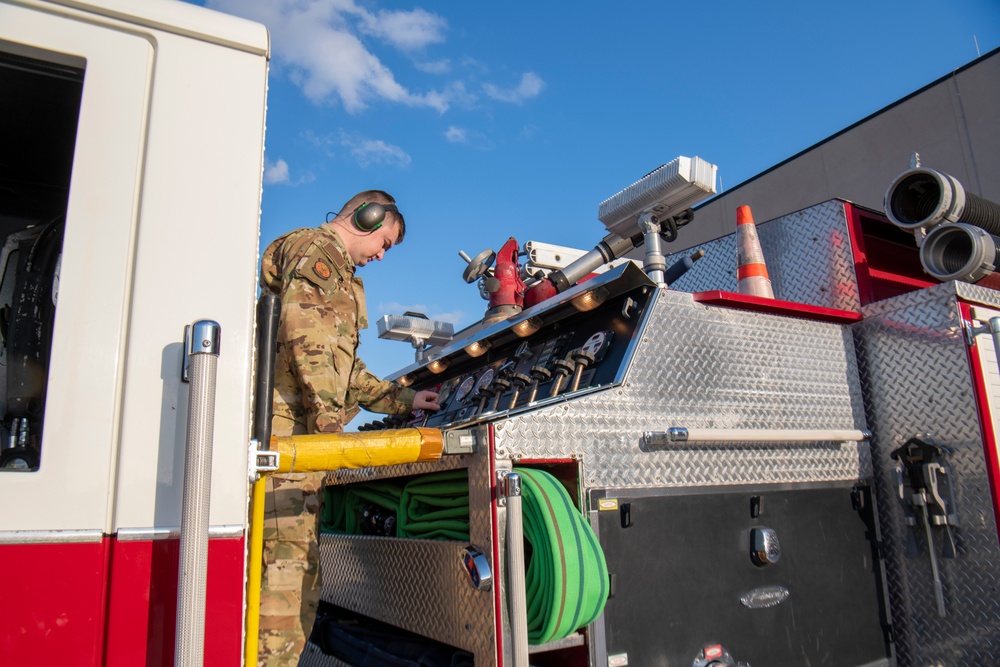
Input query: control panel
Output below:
<box><xmin>360</xmin><ymin>264</ymin><xmax>655</xmax><ymax>431</ymax></box>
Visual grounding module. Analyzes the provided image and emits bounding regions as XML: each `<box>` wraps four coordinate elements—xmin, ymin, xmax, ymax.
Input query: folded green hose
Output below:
<box><xmin>397</xmin><ymin>469</ymin><xmax>471</xmax><ymax>540</ymax></box>
<box><xmin>516</xmin><ymin>467</ymin><xmax>609</xmax><ymax>645</ymax></box>
<box><xmin>322</xmin><ymin>468</ymin><xmax>609</xmax><ymax>645</ymax></box>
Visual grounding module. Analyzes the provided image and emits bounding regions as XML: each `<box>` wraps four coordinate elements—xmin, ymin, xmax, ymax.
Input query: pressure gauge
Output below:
<box><xmin>515</xmin><ymin>341</ymin><xmax>532</xmax><ymax>360</ymax></box>
<box><xmin>455</xmin><ymin>375</ymin><xmax>476</xmax><ymax>403</ymax></box>
<box><xmin>476</xmin><ymin>368</ymin><xmax>495</xmax><ymax>395</ymax></box>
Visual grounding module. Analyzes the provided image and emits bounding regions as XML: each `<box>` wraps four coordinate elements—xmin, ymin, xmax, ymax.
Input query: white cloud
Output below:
<box><xmin>263</xmin><ymin>158</ymin><xmax>290</xmax><ymax>184</ymax></box>
<box><xmin>414</xmin><ymin>59</ymin><xmax>451</xmax><ymax>74</ymax></box>
<box><xmin>483</xmin><ymin>72</ymin><xmax>545</xmax><ymax>104</ymax></box>
<box><xmin>207</xmin><ymin>0</ymin><xmax>449</xmax><ymax>113</ymax></box>
<box><xmin>443</xmin><ymin>125</ymin><xmax>492</xmax><ymax>150</ymax></box>
<box><xmin>340</xmin><ymin>132</ymin><xmax>412</xmax><ymax>168</ymax></box>
<box><xmin>358</xmin><ymin>8</ymin><xmax>447</xmax><ymax>52</ymax></box>
<box><xmin>444</xmin><ymin>126</ymin><xmax>467</xmax><ymax>143</ymax></box>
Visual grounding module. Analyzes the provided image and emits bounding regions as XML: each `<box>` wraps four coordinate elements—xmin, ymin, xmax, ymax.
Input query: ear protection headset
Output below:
<box><xmin>351</xmin><ymin>202</ymin><xmax>399</xmax><ymax>232</ymax></box>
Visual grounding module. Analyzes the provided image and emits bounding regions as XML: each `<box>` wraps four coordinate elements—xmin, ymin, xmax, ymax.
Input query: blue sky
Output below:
<box><xmin>199</xmin><ymin>0</ymin><xmax>999</xmax><ymax>383</ymax></box>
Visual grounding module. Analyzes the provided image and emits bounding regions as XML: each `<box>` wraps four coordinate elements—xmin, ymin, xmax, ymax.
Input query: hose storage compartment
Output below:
<box><xmin>320</xmin><ymin>467</ymin><xmax>610</xmax><ymax>646</ymax></box>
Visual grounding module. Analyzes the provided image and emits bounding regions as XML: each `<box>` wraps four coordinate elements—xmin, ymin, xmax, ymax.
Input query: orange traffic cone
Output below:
<box><xmin>736</xmin><ymin>205</ymin><xmax>774</xmax><ymax>298</ymax></box>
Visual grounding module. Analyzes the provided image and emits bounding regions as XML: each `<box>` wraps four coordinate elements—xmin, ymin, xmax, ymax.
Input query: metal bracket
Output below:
<box><xmin>443</xmin><ymin>429</ymin><xmax>477</xmax><ymax>455</ymax></box>
<box><xmin>249</xmin><ymin>438</ymin><xmax>279</xmax><ymax>481</ymax></box>
<box><xmin>182</xmin><ymin>325</ymin><xmax>191</xmax><ymax>382</ymax></box>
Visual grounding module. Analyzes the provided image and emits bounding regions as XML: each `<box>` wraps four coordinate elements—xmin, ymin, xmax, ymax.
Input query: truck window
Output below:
<box><xmin>0</xmin><ymin>50</ymin><xmax>82</xmax><ymax>471</ymax></box>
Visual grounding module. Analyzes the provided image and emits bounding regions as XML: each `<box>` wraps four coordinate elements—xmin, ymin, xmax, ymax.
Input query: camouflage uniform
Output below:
<box><xmin>258</xmin><ymin>225</ymin><xmax>416</xmax><ymax>667</ymax></box>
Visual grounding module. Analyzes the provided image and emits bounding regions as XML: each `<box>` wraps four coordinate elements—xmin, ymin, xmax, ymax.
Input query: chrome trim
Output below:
<box><xmin>0</xmin><ymin>529</ymin><xmax>103</xmax><ymax>544</ymax></box>
<box><xmin>116</xmin><ymin>525</ymin><xmax>245</xmax><ymax>541</ymax></box>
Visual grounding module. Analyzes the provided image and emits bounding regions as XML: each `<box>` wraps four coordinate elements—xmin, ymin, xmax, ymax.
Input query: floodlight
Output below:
<box><xmin>597</xmin><ymin>156</ymin><xmax>718</xmax><ymax>239</ymax></box>
<box><xmin>377</xmin><ymin>313</ymin><xmax>455</xmax><ymax>362</ymax></box>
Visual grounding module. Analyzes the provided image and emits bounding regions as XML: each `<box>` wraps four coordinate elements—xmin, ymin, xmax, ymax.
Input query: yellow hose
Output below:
<box><xmin>245</xmin><ymin>476</ymin><xmax>266</xmax><ymax>666</ymax></box>
<box><xmin>244</xmin><ymin>427</ymin><xmax>443</xmax><ymax>663</ymax></box>
<box><xmin>270</xmin><ymin>427</ymin><xmax>443</xmax><ymax>473</ymax></box>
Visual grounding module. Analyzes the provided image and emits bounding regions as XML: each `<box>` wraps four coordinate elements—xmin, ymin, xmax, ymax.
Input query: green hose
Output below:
<box><xmin>397</xmin><ymin>469</ymin><xmax>471</xmax><ymax>540</ymax></box>
<box><xmin>516</xmin><ymin>468</ymin><xmax>608</xmax><ymax>645</ymax></box>
<box><xmin>323</xmin><ymin>468</ymin><xmax>609</xmax><ymax>645</ymax></box>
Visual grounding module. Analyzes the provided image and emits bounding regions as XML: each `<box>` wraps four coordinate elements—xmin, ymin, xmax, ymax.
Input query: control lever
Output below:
<box><xmin>509</xmin><ymin>373</ymin><xmax>531</xmax><ymax>410</ymax></box>
<box><xmin>475</xmin><ymin>384</ymin><xmax>497</xmax><ymax>416</ymax></box>
<box><xmin>526</xmin><ymin>366</ymin><xmax>551</xmax><ymax>404</ymax></box>
<box><xmin>487</xmin><ymin>377</ymin><xmax>511</xmax><ymax>413</ymax></box>
<box><xmin>568</xmin><ymin>349</ymin><xmax>596</xmax><ymax>393</ymax></box>
<box><xmin>548</xmin><ymin>358</ymin><xmax>575</xmax><ymax>398</ymax></box>
<box><xmin>891</xmin><ymin>436</ymin><xmax>958</xmax><ymax>618</ymax></box>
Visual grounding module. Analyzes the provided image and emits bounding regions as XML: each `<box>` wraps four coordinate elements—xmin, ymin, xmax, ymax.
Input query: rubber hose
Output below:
<box><xmin>516</xmin><ymin>468</ymin><xmax>609</xmax><ymax>645</ymax></box>
<box><xmin>324</xmin><ymin>468</ymin><xmax>610</xmax><ymax>645</ymax></box>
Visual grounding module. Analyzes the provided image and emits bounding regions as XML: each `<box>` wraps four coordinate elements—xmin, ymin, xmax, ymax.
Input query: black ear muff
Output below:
<box><xmin>352</xmin><ymin>202</ymin><xmax>398</xmax><ymax>232</ymax></box>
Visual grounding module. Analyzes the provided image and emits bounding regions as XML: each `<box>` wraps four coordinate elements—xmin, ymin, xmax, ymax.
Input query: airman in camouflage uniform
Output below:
<box><xmin>257</xmin><ymin>190</ymin><xmax>440</xmax><ymax>667</ymax></box>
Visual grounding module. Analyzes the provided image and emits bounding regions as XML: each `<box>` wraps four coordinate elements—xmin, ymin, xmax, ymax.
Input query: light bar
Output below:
<box><xmin>598</xmin><ymin>156</ymin><xmax>718</xmax><ymax>239</ymax></box>
<box><xmin>377</xmin><ymin>314</ymin><xmax>454</xmax><ymax>347</ymax></box>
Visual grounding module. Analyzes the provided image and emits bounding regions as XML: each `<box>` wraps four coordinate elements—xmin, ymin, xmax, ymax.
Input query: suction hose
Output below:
<box><xmin>885</xmin><ymin>167</ymin><xmax>1000</xmax><ymax>234</ymax></box>
<box><xmin>885</xmin><ymin>167</ymin><xmax>1000</xmax><ymax>283</ymax></box>
<box><xmin>920</xmin><ymin>223</ymin><xmax>1000</xmax><ymax>283</ymax></box>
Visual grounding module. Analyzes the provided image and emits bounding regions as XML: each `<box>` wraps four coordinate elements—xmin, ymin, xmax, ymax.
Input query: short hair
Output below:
<box><xmin>338</xmin><ymin>190</ymin><xmax>406</xmax><ymax>243</ymax></box>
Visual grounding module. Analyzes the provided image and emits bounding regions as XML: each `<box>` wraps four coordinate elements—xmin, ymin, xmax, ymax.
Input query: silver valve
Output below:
<box><xmin>459</xmin><ymin>248</ymin><xmax>496</xmax><ymax>284</ymax></box>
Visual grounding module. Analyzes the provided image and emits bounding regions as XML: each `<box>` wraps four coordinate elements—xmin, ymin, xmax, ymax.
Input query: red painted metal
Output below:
<box><xmin>692</xmin><ymin>290</ymin><xmax>862</xmax><ymax>324</ymax></box>
<box><xmin>960</xmin><ymin>302</ymin><xmax>1000</xmax><ymax>546</ymax></box>
<box><xmin>489</xmin><ymin>238</ymin><xmax>526</xmax><ymax>311</ymax></box>
<box><xmin>843</xmin><ymin>201</ymin><xmax>934</xmax><ymax>305</ymax></box>
<box><xmin>104</xmin><ymin>536</ymin><xmax>245</xmax><ymax>667</ymax></box>
<box><xmin>0</xmin><ymin>535</ymin><xmax>245</xmax><ymax>666</ymax></box>
<box><xmin>0</xmin><ymin>539</ymin><xmax>110</xmax><ymax>665</ymax></box>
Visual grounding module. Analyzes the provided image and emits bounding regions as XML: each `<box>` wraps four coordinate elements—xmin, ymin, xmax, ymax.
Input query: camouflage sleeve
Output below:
<box><xmin>346</xmin><ymin>356</ymin><xmax>417</xmax><ymax>415</ymax></box>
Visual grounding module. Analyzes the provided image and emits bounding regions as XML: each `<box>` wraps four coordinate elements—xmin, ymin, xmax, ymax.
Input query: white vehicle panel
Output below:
<box><xmin>0</xmin><ymin>4</ymin><xmax>152</xmax><ymax>533</ymax></box>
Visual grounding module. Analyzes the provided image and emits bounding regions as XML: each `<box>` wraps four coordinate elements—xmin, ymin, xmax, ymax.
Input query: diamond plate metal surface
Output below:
<box><xmin>854</xmin><ymin>285</ymin><xmax>1000</xmax><ymax>666</ymax></box>
<box><xmin>495</xmin><ymin>290</ymin><xmax>871</xmax><ymax>488</ymax></box>
<box><xmin>665</xmin><ymin>200</ymin><xmax>862</xmax><ymax>312</ymax></box>
<box><xmin>319</xmin><ymin>428</ymin><xmax>496</xmax><ymax>666</ymax></box>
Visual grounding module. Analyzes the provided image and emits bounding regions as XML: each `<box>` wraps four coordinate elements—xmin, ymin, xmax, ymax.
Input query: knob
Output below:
<box><xmin>569</xmin><ymin>349</ymin><xmax>596</xmax><ymax>392</ymax></box>
<box><xmin>549</xmin><ymin>358</ymin><xmax>575</xmax><ymax>397</ymax></box>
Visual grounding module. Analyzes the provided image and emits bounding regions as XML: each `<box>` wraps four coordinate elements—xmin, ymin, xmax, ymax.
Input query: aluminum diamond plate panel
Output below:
<box><xmin>495</xmin><ymin>289</ymin><xmax>871</xmax><ymax>489</ymax></box>
<box><xmin>665</xmin><ymin>200</ymin><xmax>861</xmax><ymax>312</ymax></box>
<box><xmin>854</xmin><ymin>285</ymin><xmax>1000</xmax><ymax>666</ymax></box>
<box><xmin>319</xmin><ymin>428</ymin><xmax>496</xmax><ymax>666</ymax></box>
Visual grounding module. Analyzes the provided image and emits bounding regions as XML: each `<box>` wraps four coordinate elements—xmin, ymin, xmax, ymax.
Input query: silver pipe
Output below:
<box><xmin>502</xmin><ymin>472</ymin><xmax>529</xmax><ymax>667</ymax></box>
<box><xmin>175</xmin><ymin>320</ymin><xmax>221</xmax><ymax>667</ymax></box>
<box><xmin>643</xmin><ymin>428</ymin><xmax>871</xmax><ymax>446</ymax></box>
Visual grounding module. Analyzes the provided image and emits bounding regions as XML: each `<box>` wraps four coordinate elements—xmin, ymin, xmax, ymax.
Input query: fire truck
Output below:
<box><xmin>3</xmin><ymin>1</ymin><xmax>1000</xmax><ymax>666</ymax></box>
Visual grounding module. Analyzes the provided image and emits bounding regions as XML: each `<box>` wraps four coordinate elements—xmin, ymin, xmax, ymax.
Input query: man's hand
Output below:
<box><xmin>413</xmin><ymin>390</ymin><xmax>441</xmax><ymax>411</ymax></box>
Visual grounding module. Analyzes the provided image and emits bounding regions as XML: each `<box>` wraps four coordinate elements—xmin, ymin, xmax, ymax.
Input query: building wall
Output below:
<box><xmin>674</xmin><ymin>47</ymin><xmax>1000</xmax><ymax>249</ymax></box>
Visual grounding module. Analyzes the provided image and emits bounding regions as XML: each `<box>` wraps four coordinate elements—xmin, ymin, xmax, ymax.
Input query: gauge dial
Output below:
<box><xmin>581</xmin><ymin>331</ymin><xmax>608</xmax><ymax>358</ymax></box>
<box><xmin>476</xmin><ymin>368</ymin><xmax>495</xmax><ymax>395</ymax></box>
<box><xmin>454</xmin><ymin>376</ymin><xmax>475</xmax><ymax>403</ymax></box>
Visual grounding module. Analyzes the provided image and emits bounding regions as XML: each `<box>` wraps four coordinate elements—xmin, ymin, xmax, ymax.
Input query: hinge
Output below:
<box><xmin>964</xmin><ymin>319</ymin><xmax>987</xmax><ymax>346</ymax></box>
